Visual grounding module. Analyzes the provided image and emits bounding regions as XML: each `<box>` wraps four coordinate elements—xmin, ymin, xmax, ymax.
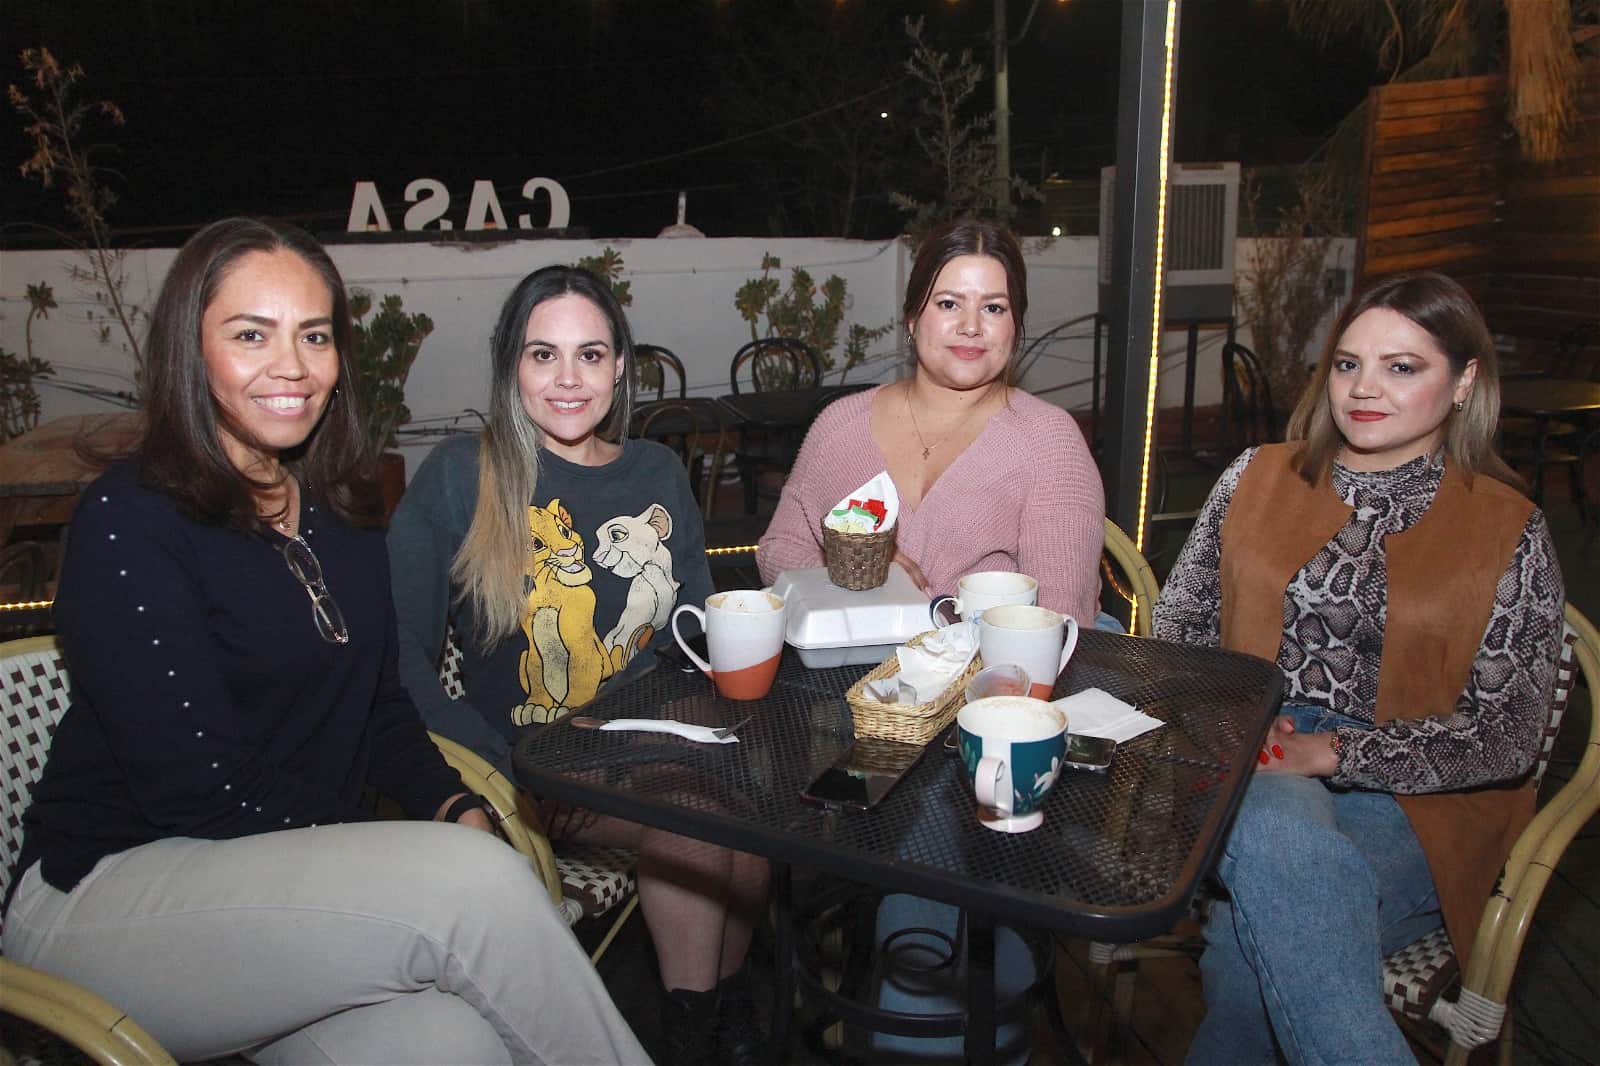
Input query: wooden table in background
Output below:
<box><xmin>0</xmin><ymin>412</ymin><xmax>142</xmax><ymax>566</ymax></box>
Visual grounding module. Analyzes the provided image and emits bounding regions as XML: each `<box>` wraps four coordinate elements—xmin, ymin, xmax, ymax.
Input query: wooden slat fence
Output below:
<box><xmin>1358</xmin><ymin>58</ymin><xmax>1600</xmax><ymax>360</ymax></box>
<box><xmin>1482</xmin><ymin>56</ymin><xmax>1600</xmax><ymax>353</ymax></box>
<box><xmin>1357</xmin><ymin>74</ymin><xmax>1507</xmax><ymax>292</ymax></box>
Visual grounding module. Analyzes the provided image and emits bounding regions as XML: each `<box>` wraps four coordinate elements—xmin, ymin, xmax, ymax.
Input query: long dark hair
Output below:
<box><xmin>1286</xmin><ymin>271</ymin><xmax>1520</xmax><ymax>490</ymax></box>
<box><xmin>453</xmin><ymin>265</ymin><xmax>638</xmax><ymax>645</ymax></box>
<box><xmin>138</xmin><ymin>217</ymin><xmax>379</xmax><ymax>530</ymax></box>
<box><xmin>902</xmin><ymin>217</ymin><xmax>1029</xmax><ymax>380</ymax></box>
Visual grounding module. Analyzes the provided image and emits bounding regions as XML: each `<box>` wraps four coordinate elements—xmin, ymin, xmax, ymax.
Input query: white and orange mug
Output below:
<box><xmin>977</xmin><ymin>604</ymin><xmax>1080</xmax><ymax>701</ymax></box>
<box><xmin>671</xmin><ymin>589</ymin><xmax>787</xmax><ymax>701</ymax></box>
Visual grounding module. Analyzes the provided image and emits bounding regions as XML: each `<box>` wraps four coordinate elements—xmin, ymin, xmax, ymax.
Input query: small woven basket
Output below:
<box><xmin>845</xmin><ymin>632</ymin><xmax>982</xmax><ymax>745</ymax></box>
<box><xmin>821</xmin><ymin>520</ymin><xmax>896</xmax><ymax>591</ymax></box>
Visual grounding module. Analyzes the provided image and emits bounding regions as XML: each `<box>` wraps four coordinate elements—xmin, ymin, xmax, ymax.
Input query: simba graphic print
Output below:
<box><xmin>513</xmin><ymin>498</ymin><xmax>682</xmax><ymax>725</ymax></box>
<box><xmin>388</xmin><ymin>436</ymin><xmax>716</xmax><ymax>756</ymax></box>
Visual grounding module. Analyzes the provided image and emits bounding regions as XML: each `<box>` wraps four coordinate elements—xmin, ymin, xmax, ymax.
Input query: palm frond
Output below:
<box><xmin>1507</xmin><ymin>0</ymin><xmax>1579</xmax><ymax>163</ymax></box>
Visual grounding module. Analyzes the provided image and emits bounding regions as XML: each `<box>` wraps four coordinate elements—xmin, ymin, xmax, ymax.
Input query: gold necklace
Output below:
<box><xmin>264</xmin><ymin>476</ymin><xmax>296</xmax><ymax>534</ymax></box>
<box><xmin>904</xmin><ymin>386</ymin><xmax>977</xmax><ymax>461</ymax></box>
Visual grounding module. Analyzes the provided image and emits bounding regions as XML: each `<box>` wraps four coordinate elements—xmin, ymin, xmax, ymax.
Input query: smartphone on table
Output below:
<box><xmin>800</xmin><ymin>736</ymin><xmax>927</xmax><ymax>810</ymax></box>
<box><xmin>661</xmin><ymin>631</ymin><xmax>709</xmax><ymax>673</ymax></box>
<box><xmin>1064</xmin><ymin>733</ymin><xmax>1117</xmax><ymax>773</ymax></box>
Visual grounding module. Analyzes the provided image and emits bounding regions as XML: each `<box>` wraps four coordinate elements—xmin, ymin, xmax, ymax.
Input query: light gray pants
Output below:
<box><xmin>4</xmin><ymin>821</ymin><xmax>651</xmax><ymax>1065</ymax></box>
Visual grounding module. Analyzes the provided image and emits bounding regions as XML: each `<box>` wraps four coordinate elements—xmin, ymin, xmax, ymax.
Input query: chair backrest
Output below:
<box><xmin>634</xmin><ymin>402</ymin><xmax>727</xmax><ymax>520</ymax></box>
<box><xmin>729</xmin><ymin>337</ymin><xmax>821</xmax><ymax>394</ymax></box>
<box><xmin>1220</xmin><ymin>341</ymin><xmax>1279</xmax><ymax>451</ymax></box>
<box><xmin>635</xmin><ymin>344</ymin><xmax>687</xmax><ymax>400</ymax></box>
<box><xmin>1532</xmin><ymin>606</ymin><xmax>1594</xmax><ymax>790</ymax></box>
<box><xmin>439</xmin><ymin>627</ymin><xmax>467</xmax><ymax>701</ymax></box>
<box><xmin>1099</xmin><ymin>519</ymin><xmax>1160</xmax><ymax>637</ymax></box>
<box><xmin>0</xmin><ymin>636</ymin><xmax>70</xmax><ymax>907</ymax></box>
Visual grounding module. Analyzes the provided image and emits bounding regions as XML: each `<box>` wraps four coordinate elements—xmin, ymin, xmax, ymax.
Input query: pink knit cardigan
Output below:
<box><xmin>757</xmin><ymin>385</ymin><xmax>1105</xmax><ymax>623</ymax></box>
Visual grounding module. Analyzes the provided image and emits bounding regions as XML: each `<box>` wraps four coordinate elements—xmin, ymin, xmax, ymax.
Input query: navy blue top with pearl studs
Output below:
<box><xmin>14</xmin><ymin>460</ymin><xmax>465</xmax><ymax>895</ymax></box>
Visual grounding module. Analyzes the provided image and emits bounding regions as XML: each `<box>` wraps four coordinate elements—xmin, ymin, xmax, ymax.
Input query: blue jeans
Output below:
<box><xmin>1188</xmin><ymin>705</ymin><xmax>1440</xmax><ymax>1066</ymax></box>
<box><xmin>868</xmin><ymin>611</ymin><xmax>1126</xmax><ymax>1064</ymax></box>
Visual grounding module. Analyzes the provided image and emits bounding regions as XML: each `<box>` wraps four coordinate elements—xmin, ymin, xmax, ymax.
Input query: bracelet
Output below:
<box><xmin>442</xmin><ymin>792</ymin><xmax>495</xmax><ymax>825</ymax></box>
<box><xmin>1328</xmin><ymin>731</ymin><xmax>1342</xmax><ymax>762</ymax></box>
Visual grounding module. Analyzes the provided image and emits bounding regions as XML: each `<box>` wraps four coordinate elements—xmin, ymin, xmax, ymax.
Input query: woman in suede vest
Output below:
<box><xmin>1156</xmin><ymin>272</ymin><xmax>1565</xmax><ymax>1065</ymax></box>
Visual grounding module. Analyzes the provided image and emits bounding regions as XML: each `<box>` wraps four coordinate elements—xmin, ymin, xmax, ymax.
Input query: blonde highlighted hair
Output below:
<box><xmin>451</xmin><ymin>266</ymin><xmax>637</xmax><ymax>647</ymax></box>
<box><xmin>1286</xmin><ymin>271</ymin><xmax>1522</xmax><ymax>492</ymax></box>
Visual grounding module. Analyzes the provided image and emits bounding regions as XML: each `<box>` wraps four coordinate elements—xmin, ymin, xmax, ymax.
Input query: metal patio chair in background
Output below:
<box><xmin>1219</xmin><ymin>341</ymin><xmax>1279</xmax><ymax>453</ymax></box>
<box><xmin>633</xmin><ymin>400</ymin><xmax>729</xmax><ymax>519</ymax></box>
<box><xmin>727</xmin><ymin>337</ymin><xmax>823</xmax><ymax>513</ymax></box>
<box><xmin>634</xmin><ymin>343</ymin><xmax>687</xmax><ymax>400</ymax></box>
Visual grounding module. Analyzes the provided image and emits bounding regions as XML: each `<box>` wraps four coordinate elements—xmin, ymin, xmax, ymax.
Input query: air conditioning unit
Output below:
<box><xmin>1098</xmin><ymin>161</ymin><xmax>1240</xmax><ymax>321</ymax></box>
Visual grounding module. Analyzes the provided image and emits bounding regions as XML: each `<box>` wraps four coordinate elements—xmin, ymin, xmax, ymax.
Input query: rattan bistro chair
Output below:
<box><xmin>0</xmin><ymin>632</ymin><xmax>641</xmax><ymax>1062</ymax></box>
<box><xmin>1099</xmin><ymin>518</ymin><xmax>1160</xmax><ymax>638</ymax></box>
<box><xmin>1</xmin><ymin>636</ymin><xmax>177</xmax><ymax>1065</ymax></box>
<box><xmin>1383</xmin><ymin>602</ymin><xmax>1599</xmax><ymax>1064</ymax></box>
<box><xmin>1083</xmin><ymin>604</ymin><xmax>1600</xmax><ymax>1065</ymax></box>
<box><xmin>436</xmin><ymin>630</ymin><xmax>640</xmax><ymax>966</ymax></box>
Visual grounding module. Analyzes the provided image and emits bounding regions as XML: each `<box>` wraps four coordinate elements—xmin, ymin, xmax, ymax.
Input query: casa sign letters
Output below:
<box><xmin>346</xmin><ymin>178</ymin><xmax>571</xmax><ymax>233</ymax></box>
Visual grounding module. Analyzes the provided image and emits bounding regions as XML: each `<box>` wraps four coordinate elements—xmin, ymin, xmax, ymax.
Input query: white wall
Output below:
<box><xmin>0</xmin><ymin>235</ymin><xmax>1354</xmax><ymax>472</ymax></box>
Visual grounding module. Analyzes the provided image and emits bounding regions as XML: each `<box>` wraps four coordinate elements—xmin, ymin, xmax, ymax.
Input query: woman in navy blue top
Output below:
<box><xmin>2</xmin><ymin>218</ymin><xmax>646</xmax><ymax>1064</ymax></box>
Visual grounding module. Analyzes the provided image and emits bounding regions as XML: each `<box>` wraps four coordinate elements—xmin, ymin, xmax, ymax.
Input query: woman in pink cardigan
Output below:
<box><xmin>757</xmin><ymin>218</ymin><xmax>1104</xmax><ymax>625</ymax></box>
<box><xmin>760</xmin><ymin>218</ymin><xmax>1105</xmax><ymax>1064</ymax></box>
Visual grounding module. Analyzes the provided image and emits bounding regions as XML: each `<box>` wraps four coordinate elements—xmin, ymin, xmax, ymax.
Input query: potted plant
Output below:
<box><xmin>734</xmin><ymin>254</ymin><xmax>891</xmax><ymax>387</ymax></box>
<box><xmin>349</xmin><ymin>289</ymin><xmax>433</xmax><ymax>518</ymax></box>
<box><xmin>0</xmin><ymin>282</ymin><xmax>58</xmax><ymax>443</ymax></box>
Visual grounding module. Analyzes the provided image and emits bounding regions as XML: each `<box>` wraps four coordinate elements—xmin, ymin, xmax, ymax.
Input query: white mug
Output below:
<box><xmin>671</xmin><ymin>589</ymin><xmax>786</xmax><ymax>700</ymax></box>
<box><xmin>929</xmin><ymin>571</ymin><xmax>1038</xmax><ymax>627</ymax></box>
<box><xmin>977</xmin><ymin>604</ymin><xmax>1080</xmax><ymax>701</ymax></box>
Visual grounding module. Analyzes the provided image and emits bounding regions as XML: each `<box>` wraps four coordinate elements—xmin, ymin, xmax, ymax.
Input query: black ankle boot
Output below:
<box><xmin>660</xmin><ymin>986</ymin><xmax>718</xmax><ymax>1066</ymax></box>
<box><xmin>714</xmin><ymin>969</ymin><xmax>765</xmax><ymax>1066</ymax></box>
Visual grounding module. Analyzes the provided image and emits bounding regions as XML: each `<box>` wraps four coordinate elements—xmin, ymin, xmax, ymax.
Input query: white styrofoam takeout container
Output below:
<box><xmin>769</xmin><ymin>565</ymin><xmax>933</xmax><ymax>668</ymax></box>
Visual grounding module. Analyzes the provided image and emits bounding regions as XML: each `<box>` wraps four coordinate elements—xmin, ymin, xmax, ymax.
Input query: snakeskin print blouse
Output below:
<box><xmin>1154</xmin><ymin>449</ymin><xmax>1566</xmax><ymax>793</ymax></box>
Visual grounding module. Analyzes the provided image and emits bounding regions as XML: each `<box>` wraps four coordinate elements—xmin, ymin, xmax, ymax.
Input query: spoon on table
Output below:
<box><xmin>568</xmin><ymin>713</ymin><xmax>755</xmax><ymax>740</ymax></box>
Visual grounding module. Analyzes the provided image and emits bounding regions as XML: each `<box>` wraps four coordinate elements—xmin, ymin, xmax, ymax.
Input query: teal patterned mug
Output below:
<box><xmin>957</xmin><ymin>696</ymin><xmax>1068</xmax><ymax>833</ymax></box>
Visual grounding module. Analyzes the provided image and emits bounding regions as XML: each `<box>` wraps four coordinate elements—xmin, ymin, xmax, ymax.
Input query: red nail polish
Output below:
<box><xmin>1271</xmin><ymin>744</ymin><xmax>1285</xmax><ymax>759</ymax></box>
<box><xmin>1258</xmin><ymin>750</ymin><xmax>1270</xmax><ymax>765</ymax></box>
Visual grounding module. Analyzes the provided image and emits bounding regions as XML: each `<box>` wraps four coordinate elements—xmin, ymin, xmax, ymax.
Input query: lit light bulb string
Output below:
<box><xmin>0</xmin><ymin>547</ymin><xmax>767</xmax><ymax>615</ymax></box>
<box><xmin>1132</xmin><ymin>0</ymin><xmax>1180</xmax><ymax>623</ymax></box>
<box><xmin>0</xmin><ymin>544</ymin><xmax>1152</xmax><ymax>619</ymax></box>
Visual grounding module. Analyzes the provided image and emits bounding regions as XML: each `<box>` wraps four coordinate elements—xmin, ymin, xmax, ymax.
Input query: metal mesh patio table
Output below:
<box><xmin>513</xmin><ymin>628</ymin><xmax>1282</xmax><ymax>1061</ymax></box>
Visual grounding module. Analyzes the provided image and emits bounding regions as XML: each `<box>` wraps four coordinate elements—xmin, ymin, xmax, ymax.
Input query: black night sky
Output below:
<box><xmin>3</xmin><ymin>0</ymin><xmax>1379</xmax><ymax>246</ymax></box>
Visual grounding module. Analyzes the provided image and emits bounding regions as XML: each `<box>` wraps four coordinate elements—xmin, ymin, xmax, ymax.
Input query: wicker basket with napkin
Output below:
<box><xmin>821</xmin><ymin>472</ymin><xmax>900</xmax><ymax>591</ymax></box>
<box><xmin>846</xmin><ymin>627</ymin><xmax>982</xmax><ymax>745</ymax></box>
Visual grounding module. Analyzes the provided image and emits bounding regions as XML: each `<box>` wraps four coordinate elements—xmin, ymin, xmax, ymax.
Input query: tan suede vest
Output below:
<box><xmin>1219</xmin><ymin>443</ymin><xmax>1535</xmax><ymax>967</ymax></box>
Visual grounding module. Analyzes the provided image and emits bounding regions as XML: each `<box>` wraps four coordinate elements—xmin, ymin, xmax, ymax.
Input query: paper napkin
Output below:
<box><xmin>823</xmin><ymin>471</ymin><xmax>900</xmax><ymax>534</ymax></box>
<box><xmin>1051</xmin><ymin>688</ymin><xmax>1164</xmax><ymax>742</ymax></box>
<box><xmin>892</xmin><ymin>621</ymin><xmax>978</xmax><ymax>704</ymax></box>
<box><xmin>597</xmin><ymin>719</ymin><xmax>740</xmax><ymax>744</ymax></box>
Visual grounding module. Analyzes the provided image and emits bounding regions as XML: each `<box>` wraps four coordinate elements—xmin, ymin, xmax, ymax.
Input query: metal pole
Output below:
<box><xmin>1101</xmin><ymin>0</ymin><xmax>1180</xmax><ymax>546</ymax></box>
<box><xmin>993</xmin><ymin>0</ymin><xmax>1010</xmax><ymax>212</ymax></box>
